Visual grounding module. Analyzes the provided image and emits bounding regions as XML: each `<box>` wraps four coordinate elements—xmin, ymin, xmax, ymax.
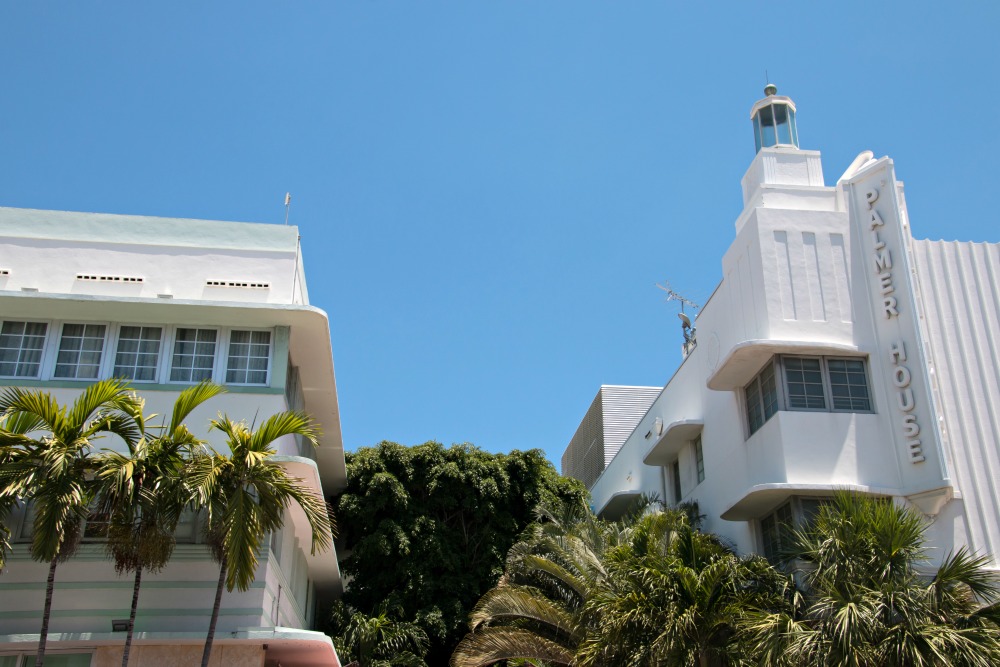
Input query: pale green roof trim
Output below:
<box><xmin>0</xmin><ymin>206</ymin><xmax>299</xmax><ymax>252</ymax></box>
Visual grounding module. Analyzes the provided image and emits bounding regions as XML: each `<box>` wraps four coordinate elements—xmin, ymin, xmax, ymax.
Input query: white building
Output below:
<box><xmin>0</xmin><ymin>208</ymin><xmax>346</xmax><ymax>666</ymax></box>
<box><xmin>562</xmin><ymin>85</ymin><xmax>1000</xmax><ymax>569</ymax></box>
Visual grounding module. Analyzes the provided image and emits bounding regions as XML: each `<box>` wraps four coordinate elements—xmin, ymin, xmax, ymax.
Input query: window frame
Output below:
<box><xmin>223</xmin><ymin>327</ymin><xmax>273</xmax><ymax>387</ymax></box>
<box><xmin>167</xmin><ymin>326</ymin><xmax>223</xmax><ymax>384</ymax></box>
<box><xmin>110</xmin><ymin>324</ymin><xmax>165</xmax><ymax>384</ymax></box>
<box><xmin>51</xmin><ymin>321</ymin><xmax>112</xmax><ymax>381</ymax></box>
<box><xmin>758</xmin><ymin>495</ymin><xmax>830</xmax><ymax>563</ymax></box>
<box><xmin>694</xmin><ymin>436</ymin><xmax>705</xmax><ymax>485</ymax></box>
<box><xmin>744</xmin><ymin>355</ymin><xmax>874</xmax><ymax>438</ymax></box>
<box><xmin>671</xmin><ymin>459</ymin><xmax>683</xmax><ymax>504</ymax></box>
<box><xmin>0</xmin><ymin>319</ymin><xmax>50</xmax><ymax>379</ymax></box>
<box><xmin>0</xmin><ymin>319</ymin><xmax>274</xmax><ymax>388</ymax></box>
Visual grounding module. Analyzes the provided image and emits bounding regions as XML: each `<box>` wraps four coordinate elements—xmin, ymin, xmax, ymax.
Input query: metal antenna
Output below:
<box><xmin>656</xmin><ymin>281</ymin><xmax>700</xmax><ymax>312</ymax></box>
<box><xmin>656</xmin><ymin>281</ymin><xmax>700</xmax><ymax>355</ymax></box>
<box><xmin>284</xmin><ymin>192</ymin><xmax>292</xmax><ymax>225</ymax></box>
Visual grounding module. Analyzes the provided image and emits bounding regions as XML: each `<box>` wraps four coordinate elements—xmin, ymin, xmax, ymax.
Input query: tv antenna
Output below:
<box><xmin>656</xmin><ymin>281</ymin><xmax>700</xmax><ymax>354</ymax></box>
<box><xmin>284</xmin><ymin>192</ymin><xmax>292</xmax><ymax>225</ymax></box>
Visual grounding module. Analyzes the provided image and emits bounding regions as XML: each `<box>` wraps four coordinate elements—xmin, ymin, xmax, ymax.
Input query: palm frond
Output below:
<box><xmin>169</xmin><ymin>381</ymin><xmax>225</xmax><ymax>434</ymax></box>
<box><xmin>469</xmin><ymin>584</ymin><xmax>578</xmax><ymax>642</ymax></box>
<box><xmin>450</xmin><ymin>627</ymin><xmax>574</xmax><ymax>667</ymax></box>
<box><xmin>0</xmin><ymin>387</ymin><xmax>65</xmax><ymax>434</ymax></box>
<box><xmin>66</xmin><ymin>379</ymin><xmax>140</xmax><ymax>437</ymax></box>
<box><xmin>248</xmin><ymin>410</ymin><xmax>319</xmax><ymax>451</ymax></box>
<box><xmin>0</xmin><ymin>410</ymin><xmax>47</xmax><ymax>435</ymax></box>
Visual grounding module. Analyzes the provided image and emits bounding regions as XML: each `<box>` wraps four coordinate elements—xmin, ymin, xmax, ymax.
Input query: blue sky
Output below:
<box><xmin>2</xmin><ymin>2</ymin><xmax>998</xmax><ymax>467</ymax></box>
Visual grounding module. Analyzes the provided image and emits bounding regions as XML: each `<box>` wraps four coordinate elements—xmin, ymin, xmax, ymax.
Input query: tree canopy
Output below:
<box><xmin>332</xmin><ymin>441</ymin><xmax>587</xmax><ymax>664</ymax></box>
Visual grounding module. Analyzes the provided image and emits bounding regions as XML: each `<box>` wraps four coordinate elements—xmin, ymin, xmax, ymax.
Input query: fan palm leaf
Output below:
<box><xmin>739</xmin><ymin>491</ymin><xmax>1000</xmax><ymax>666</ymax></box>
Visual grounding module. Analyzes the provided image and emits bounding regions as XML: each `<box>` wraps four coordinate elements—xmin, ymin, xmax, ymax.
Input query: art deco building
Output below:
<box><xmin>563</xmin><ymin>85</ymin><xmax>1000</xmax><ymax>569</ymax></box>
<box><xmin>0</xmin><ymin>208</ymin><xmax>345</xmax><ymax>666</ymax></box>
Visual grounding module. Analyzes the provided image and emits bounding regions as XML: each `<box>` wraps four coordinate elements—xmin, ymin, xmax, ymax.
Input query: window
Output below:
<box><xmin>744</xmin><ymin>356</ymin><xmax>872</xmax><ymax>436</ymax></box>
<box><xmin>113</xmin><ymin>326</ymin><xmax>162</xmax><ymax>381</ymax></box>
<box><xmin>760</xmin><ymin>502</ymin><xmax>794</xmax><ymax>562</ymax></box>
<box><xmin>82</xmin><ymin>508</ymin><xmax>111</xmax><ymax>541</ymax></box>
<box><xmin>54</xmin><ymin>323</ymin><xmax>107</xmax><ymax>379</ymax></box>
<box><xmin>175</xmin><ymin>509</ymin><xmax>200</xmax><ymax>544</ymax></box>
<box><xmin>671</xmin><ymin>460</ymin><xmax>682</xmax><ymax>504</ymax></box>
<box><xmin>0</xmin><ymin>321</ymin><xmax>47</xmax><ymax>378</ymax></box>
<box><xmin>18</xmin><ymin>502</ymin><xmax>109</xmax><ymax>542</ymax></box>
<box><xmin>784</xmin><ymin>357</ymin><xmax>826</xmax><ymax>409</ymax></box>
<box><xmin>827</xmin><ymin>358</ymin><xmax>872</xmax><ymax>411</ymax></box>
<box><xmin>745</xmin><ymin>361</ymin><xmax>779</xmax><ymax>435</ymax></box>
<box><xmin>694</xmin><ymin>436</ymin><xmax>705</xmax><ymax>484</ymax></box>
<box><xmin>759</xmin><ymin>496</ymin><xmax>829</xmax><ymax>563</ymax></box>
<box><xmin>226</xmin><ymin>330</ymin><xmax>271</xmax><ymax>385</ymax></box>
<box><xmin>170</xmin><ymin>328</ymin><xmax>218</xmax><ymax>382</ymax></box>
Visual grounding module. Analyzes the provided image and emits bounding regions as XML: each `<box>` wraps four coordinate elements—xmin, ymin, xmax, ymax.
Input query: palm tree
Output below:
<box><xmin>94</xmin><ymin>381</ymin><xmax>226</xmax><ymax>667</ymax></box>
<box><xmin>333</xmin><ymin>603</ymin><xmax>430</xmax><ymax>667</ymax></box>
<box><xmin>577</xmin><ymin>509</ymin><xmax>782</xmax><ymax>667</ymax></box>
<box><xmin>190</xmin><ymin>411</ymin><xmax>335</xmax><ymax>667</ymax></box>
<box><xmin>741</xmin><ymin>491</ymin><xmax>1000</xmax><ymax>666</ymax></box>
<box><xmin>450</xmin><ymin>506</ymin><xmax>615</xmax><ymax>667</ymax></box>
<box><xmin>0</xmin><ymin>380</ymin><xmax>145</xmax><ymax>667</ymax></box>
<box><xmin>0</xmin><ymin>424</ymin><xmax>26</xmax><ymax>572</ymax></box>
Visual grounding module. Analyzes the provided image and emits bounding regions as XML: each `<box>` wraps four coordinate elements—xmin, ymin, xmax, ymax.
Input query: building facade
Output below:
<box><xmin>563</xmin><ymin>86</ymin><xmax>1000</xmax><ymax>570</ymax></box>
<box><xmin>0</xmin><ymin>208</ymin><xmax>345</xmax><ymax>666</ymax></box>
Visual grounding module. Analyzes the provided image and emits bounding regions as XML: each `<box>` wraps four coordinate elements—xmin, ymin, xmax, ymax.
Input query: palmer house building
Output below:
<box><xmin>562</xmin><ymin>85</ymin><xmax>1000</xmax><ymax>568</ymax></box>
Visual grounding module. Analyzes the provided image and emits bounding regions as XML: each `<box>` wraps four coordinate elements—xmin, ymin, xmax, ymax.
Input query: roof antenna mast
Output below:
<box><xmin>284</xmin><ymin>192</ymin><xmax>292</xmax><ymax>225</ymax></box>
<box><xmin>656</xmin><ymin>281</ymin><xmax>700</xmax><ymax>355</ymax></box>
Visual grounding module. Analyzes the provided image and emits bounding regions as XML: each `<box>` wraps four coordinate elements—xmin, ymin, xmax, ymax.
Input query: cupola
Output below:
<box><xmin>750</xmin><ymin>83</ymin><xmax>799</xmax><ymax>153</ymax></box>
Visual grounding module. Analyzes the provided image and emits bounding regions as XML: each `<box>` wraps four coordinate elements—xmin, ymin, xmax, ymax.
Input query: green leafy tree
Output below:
<box><xmin>741</xmin><ymin>491</ymin><xmax>1000</xmax><ymax>666</ymax></box>
<box><xmin>190</xmin><ymin>411</ymin><xmax>335</xmax><ymax>667</ymax></box>
<box><xmin>330</xmin><ymin>601</ymin><xmax>430</xmax><ymax>667</ymax></box>
<box><xmin>94</xmin><ymin>381</ymin><xmax>225</xmax><ymax>667</ymax></box>
<box><xmin>0</xmin><ymin>380</ymin><xmax>145</xmax><ymax>667</ymax></box>
<box><xmin>334</xmin><ymin>441</ymin><xmax>588</xmax><ymax>664</ymax></box>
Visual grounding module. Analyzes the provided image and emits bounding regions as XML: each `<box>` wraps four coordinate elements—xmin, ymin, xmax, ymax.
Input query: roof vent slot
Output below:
<box><xmin>206</xmin><ymin>280</ymin><xmax>271</xmax><ymax>289</ymax></box>
<box><xmin>77</xmin><ymin>274</ymin><xmax>144</xmax><ymax>283</ymax></box>
<box><xmin>0</xmin><ymin>269</ymin><xmax>10</xmax><ymax>276</ymax></box>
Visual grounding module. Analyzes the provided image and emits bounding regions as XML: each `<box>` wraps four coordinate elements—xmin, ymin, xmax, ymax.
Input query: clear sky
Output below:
<box><xmin>2</xmin><ymin>2</ymin><xmax>997</xmax><ymax>467</ymax></box>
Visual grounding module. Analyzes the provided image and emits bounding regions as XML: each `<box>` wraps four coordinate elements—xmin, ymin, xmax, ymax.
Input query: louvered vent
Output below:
<box><xmin>206</xmin><ymin>280</ymin><xmax>271</xmax><ymax>289</ymax></box>
<box><xmin>77</xmin><ymin>274</ymin><xmax>144</xmax><ymax>283</ymax></box>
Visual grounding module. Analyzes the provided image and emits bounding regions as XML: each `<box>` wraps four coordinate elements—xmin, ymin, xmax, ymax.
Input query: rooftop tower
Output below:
<box><xmin>750</xmin><ymin>83</ymin><xmax>799</xmax><ymax>153</ymax></box>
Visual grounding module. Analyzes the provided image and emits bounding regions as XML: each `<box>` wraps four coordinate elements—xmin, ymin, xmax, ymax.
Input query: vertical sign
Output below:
<box><xmin>845</xmin><ymin>159</ymin><xmax>949</xmax><ymax>491</ymax></box>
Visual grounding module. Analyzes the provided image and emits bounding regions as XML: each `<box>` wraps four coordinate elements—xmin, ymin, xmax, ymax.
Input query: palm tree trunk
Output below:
<box><xmin>121</xmin><ymin>566</ymin><xmax>142</xmax><ymax>667</ymax></box>
<box><xmin>201</xmin><ymin>555</ymin><xmax>227</xmax><ymax>667</ymax></box>
<box><xmin>35</xmin><ymin>558</ymin><xmax>58</xmax><ymax>667</ymax></box>
<box><xmin>699</xmin><ymin>651</ymin><xmax>710</xmax><ymax>667</ymax></box>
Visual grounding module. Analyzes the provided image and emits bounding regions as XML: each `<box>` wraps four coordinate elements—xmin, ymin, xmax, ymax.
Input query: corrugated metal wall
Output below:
<box><xmin>562</xmin><ymin>385</ymin><xmax>660</xmax><ymax>488</ymax></box>
<box><xmin>912</xmin><ymin>239</ymin><xmax>1000</xmax><ymax>565</ymax></box>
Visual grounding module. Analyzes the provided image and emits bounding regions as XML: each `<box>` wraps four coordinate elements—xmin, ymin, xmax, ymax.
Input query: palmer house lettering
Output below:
<box><xmin>867</xmin><ymin>188</ymin><xmax>898</xmax><ymax>318</ymax></box>
<box><xmin>865</xmin><ymin>185</ymin><xmax>925</xmax><ymax>464</ymax></box>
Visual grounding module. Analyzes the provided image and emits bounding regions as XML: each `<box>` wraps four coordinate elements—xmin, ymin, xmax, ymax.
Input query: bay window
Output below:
<box><xmin>745</xmin><ymin>355</ymin><xmax>872</xmax><ymax>436</ymax></box>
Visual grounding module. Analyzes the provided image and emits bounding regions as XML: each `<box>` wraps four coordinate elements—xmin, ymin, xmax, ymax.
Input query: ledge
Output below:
<box><xmin>0</xmin><ymin>627</ymin><xmax>340</xmax><ymax>667</ymax></box>
<box><xmin>706</xmin><ymin>339</ymin><xmax>861</xmax><ymax>391</ymax></box>
<box><xmin>720</xmin><ymin>482</ymin><xmax>900</xmax><ymax>521</ymax></box>
<box><xmin>595</xmin><ymin>490</ymin><xmax>643</xmax><ymax>521</ymax></box>
<box><xmin>642</xmin><ymin>420</ymin><xmax>704</xmax><ymax>467</ymax></box>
